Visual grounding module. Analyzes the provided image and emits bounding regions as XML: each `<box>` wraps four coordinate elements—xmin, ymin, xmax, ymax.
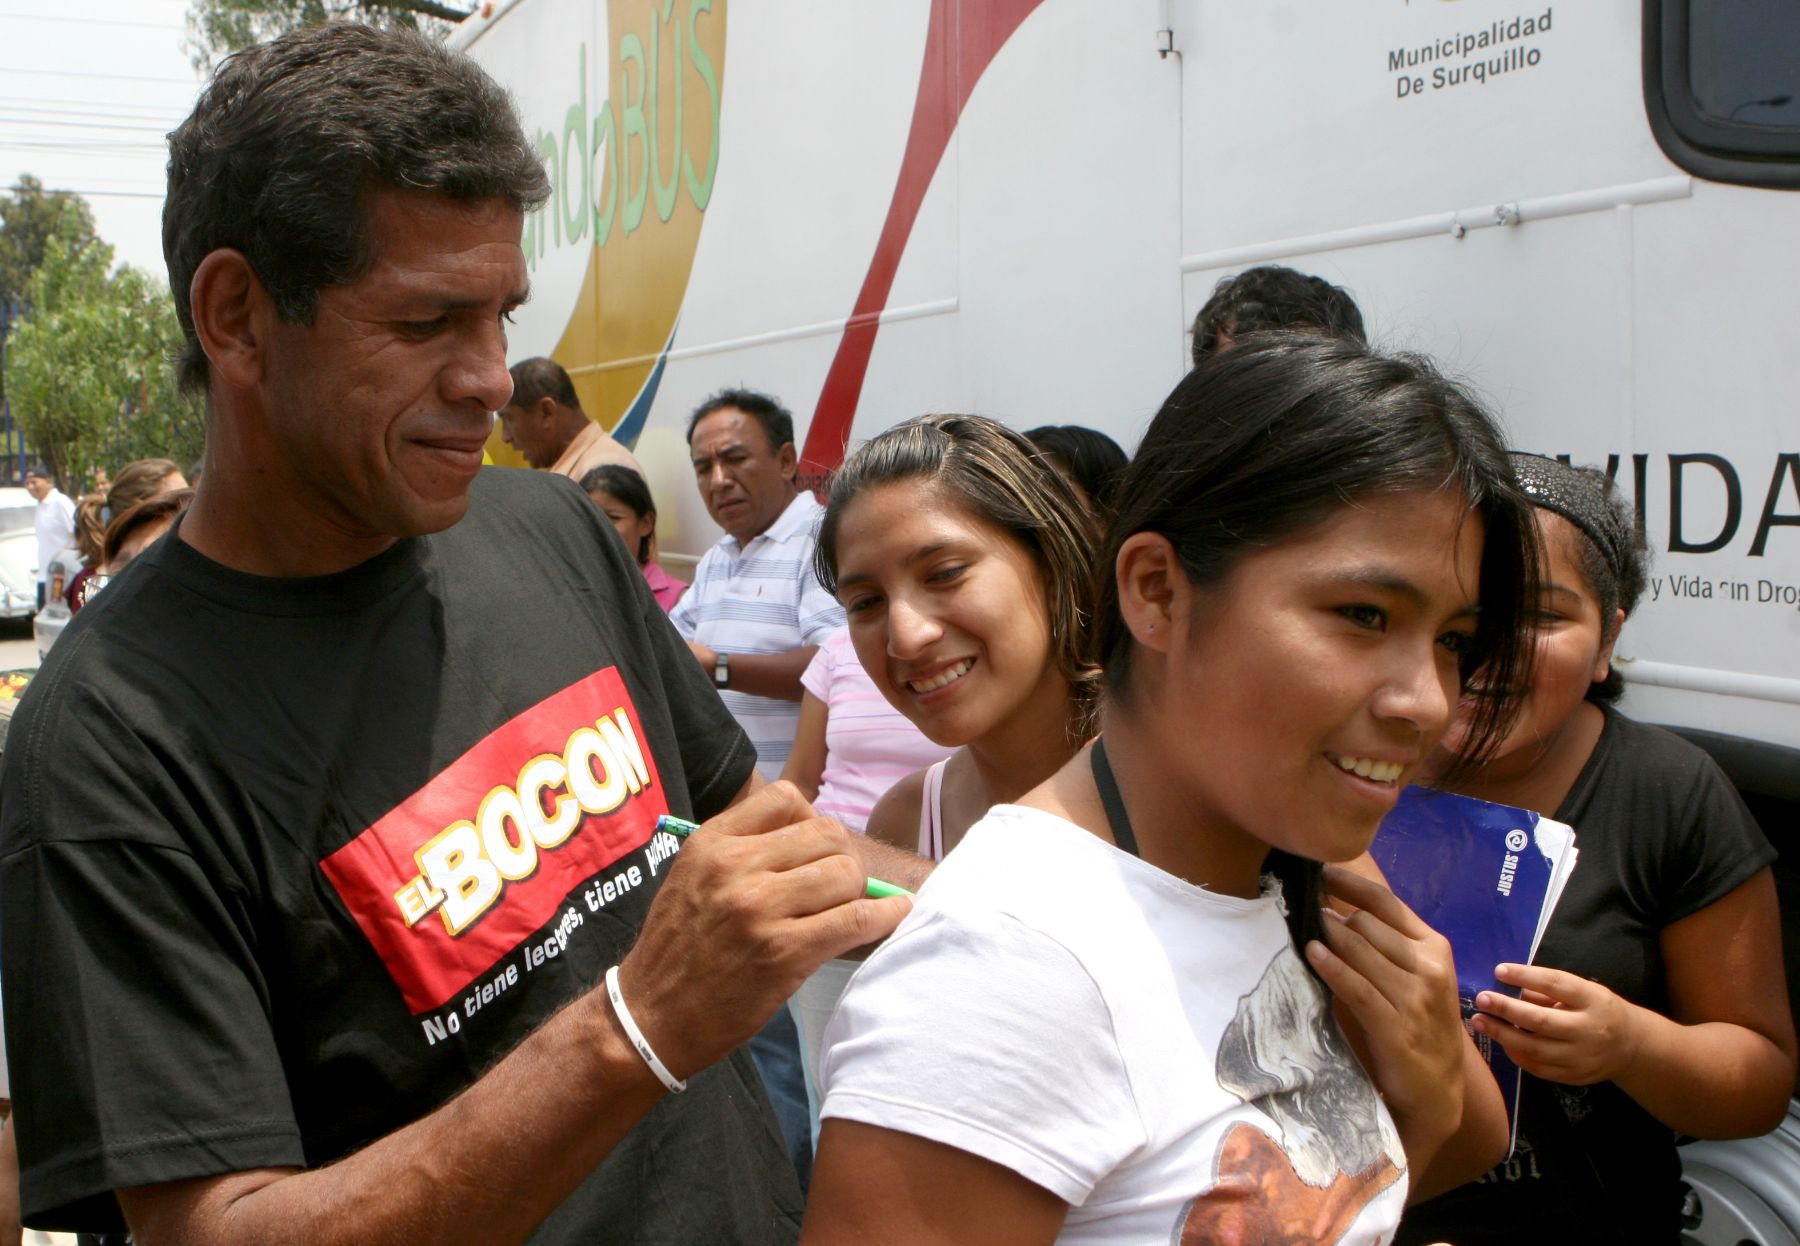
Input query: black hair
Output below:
<box><xmin>1190</xmin><ymin>265</ymin><xmax>1367</xmax><ymax>365</ymax></box>
<box><xmin>1513</xmin><ymin>458</ymin><xmax>1647</xmax><ymax>705</ymax></box>
<box><xmin>686</xmin><ymin>387</ymin><xmax>794</xmax><ymax>452</ymax></box>
<box><xmin>165</xmin><ymin>22</ymin><xmax>550</xmax><ymax>394</ymax></box>
<box><xmin>1101</xmin><ymin>335</ymin><xmax>1538</xmax><ymax>960</ymax></box>
<box><xmin>509</xmin><ymin>357</ymin><xmax>580</xmax><ymax>411</ymax></box>
<box><xmin>1024</xmin><ymin>424</ymin><xmax>1130</xmax><ymax>518</ymax></box>
<box><xmin>579</xmin><ymin>463</ymin><xmax>656</xmax><ymax>564</ymax></box>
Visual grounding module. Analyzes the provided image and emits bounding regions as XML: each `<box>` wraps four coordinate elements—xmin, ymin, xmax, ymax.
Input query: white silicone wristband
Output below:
<box><xmin>604</xmin><ymin>964</ymin><xmax>687</xmax><ymax>1094</ymax></box>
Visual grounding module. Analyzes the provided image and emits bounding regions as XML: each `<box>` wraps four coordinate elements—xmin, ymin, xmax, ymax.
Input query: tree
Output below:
<box><xmin>186</xmin><ymin>0</ymin><xmax>474</xmax><ymax>69</ymax></box>
<box><xmin>0</xmin><ymin>175</ymin><xmax>100</xmax><ymax>411</ymax></box>
<box><xmin>4</xmin><ymin>207</ymin><xmax>205</xmax><ymax>493</ymax></box>
<box><xmin>0</xmin><ymin>175</ymin><xmax>98</xmax><ymax>315</ymax></box>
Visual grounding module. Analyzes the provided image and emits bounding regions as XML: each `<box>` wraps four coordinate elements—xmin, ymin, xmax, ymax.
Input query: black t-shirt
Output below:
<box><xmin>1399</xmin><ymin>710</ymin><xmax>1776</xmax><ymax>1245</ymax></box>
<box><xmin>0</xmin><ymin>469</ymin><xmax>799</xmax><ymax>1241</ymax></box>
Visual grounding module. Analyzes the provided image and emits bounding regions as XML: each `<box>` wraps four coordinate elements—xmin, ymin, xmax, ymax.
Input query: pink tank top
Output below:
<box><xmin>915</xmin><ymin>759</ymin><xmax>950</xmax><ymax>862</ymax></box>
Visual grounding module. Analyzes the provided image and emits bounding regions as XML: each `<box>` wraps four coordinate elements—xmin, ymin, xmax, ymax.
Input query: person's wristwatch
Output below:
<box><xmin>713</xmin><ymin>651</ymin><xmax>730</xmax><ymax>688</ymax></box>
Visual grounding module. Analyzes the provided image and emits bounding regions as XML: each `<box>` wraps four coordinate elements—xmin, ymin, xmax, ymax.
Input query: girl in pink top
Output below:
<box><xmin>812</xmin><ymin>415</ymin><xmax>1105</xmax><ymax>863</ymax></box>
<box><xmin>580</xmin><ymin>464</ymin><xmax>685</xmax><ymax>613</ymax></box>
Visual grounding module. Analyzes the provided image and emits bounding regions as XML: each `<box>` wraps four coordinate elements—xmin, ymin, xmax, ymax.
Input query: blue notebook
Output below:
<box><xmin>1368</xmin><ymin>786</ymin><xmax>1579</xmax><ymax>1152</ymax></box>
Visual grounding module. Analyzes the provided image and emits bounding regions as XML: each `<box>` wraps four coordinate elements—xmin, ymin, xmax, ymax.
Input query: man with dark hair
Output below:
<box><xmin>669</xmin><ymin>386</ymin><xmax>844</xmax><ymax>1185</ymax></box>
<box><xmin>1189</xmin><ymin>264</ymin><xmax>1367</xmax><ymax>364</ymax></box>
<box><xmin>671</xmin><ymin>387</ymin><xmax>835</xmax><ymax>778</ymax></box>
<box><xmin>500</xmin><ymin>356</ymin><xmax>643</xmax><ymax>482</ymax></box>
<box><xmin>0</xmin><ymin>24</ymin><xmax>916</xmax><ymax>1245</ymax></box>
<box><xmin>684</xmin><ymin>387</ymin><xmax>795</xmax><ymax>452</ymax></box>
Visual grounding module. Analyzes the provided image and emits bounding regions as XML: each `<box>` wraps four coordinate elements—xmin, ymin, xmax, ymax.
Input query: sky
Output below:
<box><xmin>1</xmin><ymin>0</ymin><xmax>206</xmax><ymax>282</ymax></box>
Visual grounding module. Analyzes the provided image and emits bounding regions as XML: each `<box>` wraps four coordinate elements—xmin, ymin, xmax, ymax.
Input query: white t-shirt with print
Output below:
<box><xmin>819</xmin><ymin>805</ymin><xmax>1408</xmax><ymax>1246</ymax></box>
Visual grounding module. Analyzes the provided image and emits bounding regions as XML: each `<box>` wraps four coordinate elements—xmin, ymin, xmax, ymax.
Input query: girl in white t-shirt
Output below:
<box><xmin>792</xmin><ymin>416</ymin><xmax>1105</xmax><ymax>1146</ymax></box>
<box><xmin>804</xmin><ymin>337</ymin><xmax>1535</xmax><ymax>1245</ymax></box>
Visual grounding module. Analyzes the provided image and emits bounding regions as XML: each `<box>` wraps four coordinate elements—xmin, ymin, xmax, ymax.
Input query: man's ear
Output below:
<box><xmin>534</xmin><ymin>395</ymin><xmax>558</xmax><ymax>424</ymax></box>
<box><xmin>189</xmin><ymin>249</ymin><xmax>270</xmax><ymax>391</ymax></box>
<box><xmin>1115</xmin><ymin>532</ymin><xmax>1184</xmax><ymax>656</ymax></box>
<box><xmin>777</xmin><ymin>439</ymin><xmax>798</xmax><ymax>481</ymax></box>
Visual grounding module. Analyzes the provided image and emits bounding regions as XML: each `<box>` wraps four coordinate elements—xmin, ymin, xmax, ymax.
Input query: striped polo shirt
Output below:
<box><xmin>670</xmin><ymin>491</ymin><xmax>846</xmax><ymax>777</ymax></box>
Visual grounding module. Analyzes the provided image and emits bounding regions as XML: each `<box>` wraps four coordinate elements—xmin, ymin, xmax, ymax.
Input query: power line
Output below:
<box><xmin>0</xmin><ymin>98</ymin><xmax>189</xmax><ymax>118</ymax></box>
<box><xmin>4</xmin><ymin>177</ymin><xmax>162</xmax><ymax>189</ymax></box>
<box><xmin>0</xmin><ymin>12</ymin><xmax>185</xmax><ymax>32</ymax></box>
<box><xmin>5</xmin><ymin>187</ymin><xmax>164</xmax><ymax>200</ymax></box>
<box><xmin>0</xmin><ymin>116</ymin><xmax>171</xmax><ymax>133</ymax></box>
<box><xmin>0</xmin><ymin>132</ymin><xmax>166</xmax><ymax>144</ymax></box>
<box><xmin>0</xmin><ymin>66</ymin><xmax>198</xmax><ymax>87</ymax></box>
<box><xmin>5</xmin><ymin>179</ymin><xmax>160</xmax><ymax>192</ymax></box>
<box><xmin>0</xmin><ymin>140</ymin><xmax>167</xmax><ymax>154</ymax></box>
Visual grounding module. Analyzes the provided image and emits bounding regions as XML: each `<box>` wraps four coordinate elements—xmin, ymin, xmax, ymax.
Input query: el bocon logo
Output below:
<box><xmin>486</xmin><ymin>0</ymin><xmax>725</xmax><ymax>465</ymax></box>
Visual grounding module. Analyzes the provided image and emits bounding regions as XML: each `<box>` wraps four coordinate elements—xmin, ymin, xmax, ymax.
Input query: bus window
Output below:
<box><xmin>1645</xmin><ymin>0</ymin><xmax>1800</xmax><ymax>188</ymax></box>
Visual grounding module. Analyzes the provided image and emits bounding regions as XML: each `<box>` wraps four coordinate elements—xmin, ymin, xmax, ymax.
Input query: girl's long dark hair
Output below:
<box><xmin>1100</xmin><ymin>336</ymin><xmax>1539</xmax><ymax>959</ymax></box>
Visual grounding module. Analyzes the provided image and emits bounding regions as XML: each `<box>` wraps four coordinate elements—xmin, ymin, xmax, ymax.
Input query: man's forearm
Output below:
<box><xmin>855</xmin><ymin>836</ymin><xmax>937</xmax><ymax>893</ymax></box>
<box><xmin>125</xmin><ymin>989</ymin><xmax>665</xmax><ymax>1246</ymax></box>
<box><xmin>721</xmin><ymin>647</ymin><xmax>816</xmax><ymax>700</ymax></box>
<box><xmin>123</xmin><ymin>782</ymin><xmax>913</xmax><ymax>1246</ymax></box>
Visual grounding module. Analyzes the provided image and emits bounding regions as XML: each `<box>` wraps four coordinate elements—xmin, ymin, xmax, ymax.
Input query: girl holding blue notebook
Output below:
<box><xmin>1397</xmin><ymin>456</ymin><xmax>1794</xmax><ymax>1245</ymax></box>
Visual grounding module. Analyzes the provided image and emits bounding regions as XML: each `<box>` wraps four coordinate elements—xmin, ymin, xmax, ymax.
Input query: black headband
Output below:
<box><xmin>1509</xmin><ymin>452</ymin><xmax>1632</xmax><ymax>574</ymax></box>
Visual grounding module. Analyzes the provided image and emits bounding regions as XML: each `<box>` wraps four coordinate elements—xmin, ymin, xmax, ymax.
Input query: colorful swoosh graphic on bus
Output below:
<box><xmin>609</xmin><ymin>324</ymin><xmax>673</xmax><ymax>448</ymax></box>
<box><xmin>800</xmin><ymin>0</ymin><xmax>1046</xmax><ymax>475</ymax></box>
<box><xmin>488</xmin><ymin>0</ymin><xmax>723</xmax><ymax>462</ymax></box>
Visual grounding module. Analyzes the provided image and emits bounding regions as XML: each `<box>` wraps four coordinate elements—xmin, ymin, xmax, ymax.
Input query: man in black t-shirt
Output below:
<box><xmin>0</xmin><ymin>25</ymin><xmax>920</xmax><ymax>1245</ymax></box>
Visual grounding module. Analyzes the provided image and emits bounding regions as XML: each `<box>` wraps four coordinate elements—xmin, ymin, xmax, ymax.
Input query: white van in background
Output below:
<box><xmin>0</xmin><ymin>487</ymin><xmax>42</xmax><ymax>620</ymax></box>
<box><xmin>452</xmin><ymin>3</ymin><xmax>1798</xmax><ymax>1238</ymax></box>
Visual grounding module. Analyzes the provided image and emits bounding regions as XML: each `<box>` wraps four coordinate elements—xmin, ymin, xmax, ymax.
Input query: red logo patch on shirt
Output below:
<box><xmin>320</xmin><ymin>668</ymin><xmax>668</xmax><ymax>1014</ymax></box>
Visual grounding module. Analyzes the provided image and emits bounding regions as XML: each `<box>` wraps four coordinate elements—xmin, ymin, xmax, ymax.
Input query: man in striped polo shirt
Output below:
<box><xmin>670</xmin><ymin>387</ymin><xmax>846</xmax><ymax>1186</ymax></box>
<box><xmin>672</xmin><ymin>388</ymin><xmax>845</xmax><ymax>778</ymax></box>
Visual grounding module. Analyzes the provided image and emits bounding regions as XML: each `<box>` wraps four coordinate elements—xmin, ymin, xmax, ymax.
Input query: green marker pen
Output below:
<box><xmin>655</xmin><ymin>815</ymin><xmax>915</xmax><ymax>899</ymax></box>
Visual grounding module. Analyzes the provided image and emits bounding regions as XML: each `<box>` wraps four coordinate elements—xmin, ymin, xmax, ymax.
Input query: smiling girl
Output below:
<box><xmin>813</xmin><ymin>414</ymin><xmax>1104</xmax><ymax>862</ymax></box>
<box><xmin>802</xmin><ymin>338</ymin><xmax>1534</xmax><ymax>1245</ymax></box>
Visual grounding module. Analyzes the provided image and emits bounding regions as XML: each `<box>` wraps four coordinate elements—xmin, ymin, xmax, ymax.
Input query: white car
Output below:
<box><xmin>0</xmin><ymin>486</ymin><xmax>42</xmax><ymax>619</ymax></box>
<box><xmin>1672</xmin><ymin>726</ymin><xmax>1800</xmax><ymax>1246</ymax></box>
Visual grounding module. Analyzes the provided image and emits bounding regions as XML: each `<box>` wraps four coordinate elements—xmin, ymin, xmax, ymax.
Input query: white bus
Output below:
<box><xmin>453</xmin><ymin>4</ymin><xmax>1800</xmax><ymax>1237</ymax></box>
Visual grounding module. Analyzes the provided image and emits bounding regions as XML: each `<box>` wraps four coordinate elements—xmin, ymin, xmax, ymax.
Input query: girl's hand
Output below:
<box><xmin>1471</xmin><ymin>964</ymin><xmax>1646</xmax><ymax>1086</ymax></box>
<box><xmin>1308</xmin><ymin>865</ymin><xmax>1467</xmax><ymax>1148</ymax></box>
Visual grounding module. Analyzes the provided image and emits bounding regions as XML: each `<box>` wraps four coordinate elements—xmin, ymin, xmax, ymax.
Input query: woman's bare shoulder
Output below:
<box><xmin>865</xmin><ymin>769</ymin><xmax>929</xmax><ymax>852</ymax></box>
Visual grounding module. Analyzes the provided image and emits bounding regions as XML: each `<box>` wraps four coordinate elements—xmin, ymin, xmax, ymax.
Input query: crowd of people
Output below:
<box><xmin>21</xmin><ymin>457</ymin><xmax>192</xmax><ymax>620</ymax></box>
<box><xmin>0</xmin><ymin>20</ymin><xmax>1790</xmax><ymax>1246</ymax></box>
